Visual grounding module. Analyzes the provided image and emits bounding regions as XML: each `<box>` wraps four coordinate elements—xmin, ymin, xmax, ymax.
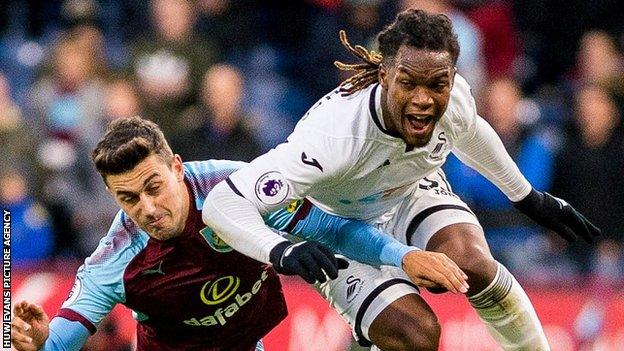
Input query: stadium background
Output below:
<box><xmin>1</xmin><ymin>0</ymin><xmax>623</xmax><ymax>350</ymax></box>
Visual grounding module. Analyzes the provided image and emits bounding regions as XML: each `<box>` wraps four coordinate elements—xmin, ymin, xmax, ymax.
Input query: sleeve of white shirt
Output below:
<box><xmin>449</xmin><ymin>75</ymin><xmax>532</xmax><ymax>201</ymax></box>
<box><xmin>227</xmin><ymin>127</ymin><xmax>358</xmax><ymax>214</ymax></box>
<box><xmin>203</xmin><ymin>125</ymin><xmax>359</xmax><ymax>264</ymax></box>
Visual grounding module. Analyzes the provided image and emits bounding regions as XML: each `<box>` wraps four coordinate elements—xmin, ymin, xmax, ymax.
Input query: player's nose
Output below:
<box><xmin>140</xmin><ymin>194</ymin><xmax>158</xmax><ymax>216</ymax></box>
<box><xmin>410</xmin><ymin>87</ymin><xmax>434</xmax><ymax>109</ymax></box>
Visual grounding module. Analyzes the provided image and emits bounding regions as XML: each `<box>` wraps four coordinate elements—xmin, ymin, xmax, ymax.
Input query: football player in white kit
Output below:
<box><xmin>203</xmin><ymin>9</ymin><xmax>600</xmax><ymax>351</ymax></box>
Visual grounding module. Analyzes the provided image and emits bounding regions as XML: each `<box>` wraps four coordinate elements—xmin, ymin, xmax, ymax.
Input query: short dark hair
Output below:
<box><xmin>335</xmin><ymin>9</ymin><xmax>460</xmax><ymax>95</ymax></box>
<box><xmin>379</xmin><ymin>9</ymin><xmax>460</xmax><ymax>66</ymax></box>
<box><xmin>92</xmin><ymin>116</ymin><xmax>174</xmax><ymax>179</ymax></box>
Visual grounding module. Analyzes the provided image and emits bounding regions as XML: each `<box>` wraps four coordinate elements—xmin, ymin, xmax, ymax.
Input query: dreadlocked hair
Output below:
<box><xmin>334</xmin><ymin>30</ymin><xmax>383</xmax><ymax>96</ymax></box>
<box><xmin>334</xmin><ymin>9</ymin><xmax>460</xmax><ymax>96</ymax></box>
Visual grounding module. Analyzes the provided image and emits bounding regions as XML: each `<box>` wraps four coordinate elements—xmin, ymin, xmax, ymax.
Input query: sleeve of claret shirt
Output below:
<box><xmin>50</xmin><ymin>211</ymin><xmax>129</xmax><ymax>343</ymax></box>
<box><xmin>449</xmin><ymin>78</ymin><xmax>532</xmax><ymax>202</ymax></box>
<box><xmin>289</xmin><ymin>205</ymin><xmax>419</xmax><ymax>268</ymax></box>
<box><xmin>203</xmin><ymin>130</ymin><xmax>359</xmax><ymax>264</ymax></box>
<box><xmin>38</xmin><ymin>317</ymin><xmax>91</xmax><ymax>350</ymax></box>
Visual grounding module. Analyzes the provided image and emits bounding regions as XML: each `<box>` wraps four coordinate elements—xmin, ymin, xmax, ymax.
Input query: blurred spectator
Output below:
<box><xmin>0</xmin><ymin>71</ymin><xmax>39</xmax><ymax>181</ymax></box>
<box><xmin>27</xmin><ymin>25</ymin><xmax>107</xmax><ymax>148</ymax></box>
<box><xmin>512</xmin><ymin>0</ymin><xmax>624</xmax><ymax>87</ymax></box>
<box><xmin>103</xmin><ymin>76</ymin><xmax>142</xmax><ymax>121</ymax></box>
<box><xmin>551</xmin><ymin>85</ymin><xmax>624</xmax><ymax>277</ymax></box>
<box><xmin>195</xmin><ymin>0</ymin><xmax>259</xmax><ymax>59</ymax></box>
<box><xmin>444</xmin><ymin>77</ymin><xmax>569</xmax><ymax>279</ymax></box>
<box><xmin>0</xmin><ymin>170</ymin><xmax>54</xmax><ymax>267</ymax></box>
<box><xmin>172</xmin><ymin>64</ymin><xmax>261</xmax><ymax>162</ymax></box>
<box><xmin>401</xmin><ymin>0</ymin><xmax>486</xmax><ymax>95</ymax></box>
<box><xmin>465</xmin><ymin>1</ymin><xmax>519</xmax><ymax>78</ymax></box>
<box><xmin>300</xmin><ymin>0</ymin><xmax>394</xmax><ymax>98</ymax></box>
<box><xmin>574</xmin><ymin>30</ymin><xmax>624</xmax><ymax>110</ymax></box>
<box><xmin>26</xmin><ymin>27</ymin><xmax>118</xmax><ymax>258</ymax></box>
<box><xmin>130</xmin><ymin>0</ymin><xmax>219</xmax><ymax>139</ymax></box>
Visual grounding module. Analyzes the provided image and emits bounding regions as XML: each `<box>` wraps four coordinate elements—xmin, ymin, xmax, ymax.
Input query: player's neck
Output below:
<box><xmin>176</xmin><ymin>180</ymin><xmax>192</xmax><ymax>237</ymax></box>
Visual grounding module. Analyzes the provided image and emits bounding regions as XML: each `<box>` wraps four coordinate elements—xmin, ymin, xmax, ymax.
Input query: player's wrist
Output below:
<box><xmin>268</xmin><ymin>241</ymin><xmax>292</xmax><ymax>270</ymax></box>
<box><xmin>513</xmin><ymin>188</ymin><xmax>542</xmax><ymax>212</ymax></box>
<box><xmin>380</xmin><ymin>241</ymin><xmax>420</xmax><ymax>268</ymax></box>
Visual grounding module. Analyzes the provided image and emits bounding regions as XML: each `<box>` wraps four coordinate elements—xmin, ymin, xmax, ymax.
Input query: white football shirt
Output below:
<box><xmin>228</xmin><ymin>74</ymin><xmax>530</xmax><ymax>221</ymax></box>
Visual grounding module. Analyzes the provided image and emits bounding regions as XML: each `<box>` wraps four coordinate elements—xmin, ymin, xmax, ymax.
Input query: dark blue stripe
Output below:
<box><xmin>353</xmin><ymin>278</ymin><xmax>419</xmax><ymax>346</ymax></box>
<box><xmin>405</xmin><ymin>205</ymin><xmax>474</xmax><ymax>246</ymax></box>
<box><xmin>225</xmin><ymin>177</ymin><xmax>244</xmax><ymax>198</ymax></box>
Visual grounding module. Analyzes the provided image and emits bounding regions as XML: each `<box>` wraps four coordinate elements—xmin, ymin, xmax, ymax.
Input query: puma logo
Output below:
<box><xmin>141</xmin><ymin>260</ymin><xmax>165</xmax><ymax>276</ymax></box>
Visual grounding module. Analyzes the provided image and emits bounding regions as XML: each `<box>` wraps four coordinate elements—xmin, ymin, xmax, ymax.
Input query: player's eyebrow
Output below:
<box><xmin>397</xmin><ymin>66</ymin><xmax>450</xmax><ymax>80</ymax></box>
<box><xmin>115</xmin><ymin>173</ymin><xmax>161</xmax><ymax>196</ymax></box>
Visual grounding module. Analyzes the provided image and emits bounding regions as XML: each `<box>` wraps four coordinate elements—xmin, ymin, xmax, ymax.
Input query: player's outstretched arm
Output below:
<box><xmin>11</xmin><ymin>301</ymin><xmax>91</xmax><ymax>351</ymax></box>
<box><xmin>453</xmin><ymin>117</ymin><xmax>601</xmax><ymax>243</ymax></box>
<box><xmin>513</xmin><ymin>189</ymin><xmax>601</xmax><ymax>243</ymax></box>
<box><xmin>288</xmin><ymin>207</ymin><xmax>468</xmax><ymax>293</ymax></box>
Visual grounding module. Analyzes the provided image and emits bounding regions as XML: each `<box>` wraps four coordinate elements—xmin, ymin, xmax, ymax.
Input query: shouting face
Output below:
<box><xmin>379</xmin><ymin>45</ymin><xmax>455</xmax><ymax>148</ymax></box>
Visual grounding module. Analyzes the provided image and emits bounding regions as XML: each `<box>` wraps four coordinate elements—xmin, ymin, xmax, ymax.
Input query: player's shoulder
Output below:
<box><xmin>448</xmin><ymin>74</ymin><xmax>475</xmax><ymax>114</ymax></box>
<box><xmin>83</xmin><ymin>210</ymin><xmax>148</xmax><ymax>270</ymax></box>
<box><xmin>183</xmin><ymin>160</ymin><xmax>247</xmax><ymax>208</ymax></box>
<box><xmin>443</xmin><ymin>73</ymin><xmax>478</xmax><ymax>132</ymax></box>
<box><xmin>295</xmin><ymin>85</ymin><xmax>376</xmax><ymax>138</ymax></box>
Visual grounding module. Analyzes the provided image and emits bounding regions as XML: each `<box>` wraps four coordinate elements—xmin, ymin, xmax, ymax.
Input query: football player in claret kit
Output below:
<box><xmin>203</xmin><ymin>9</ymin><xmax>601</xmax><ymax>351</ymax></box>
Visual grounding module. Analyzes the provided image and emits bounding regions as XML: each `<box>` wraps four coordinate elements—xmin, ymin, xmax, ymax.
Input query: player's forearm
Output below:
<box><xmin>453</xmin><ymin>116</ymin><xmax>532</xmax><ymax>202</ymax></box>
<box><xmin>41</xmin><ymin>317</ymin><xmax>90</xmax><ymax>351</ymax></box>
<box><xmin>291</xmin><ymin>206</ymin><xmax>419</xmax><ymax>267</ymax></box>
<box><xmin>202</xmin><ymin>181</ymin><xmax>289</xmax><ymax>264</ymax></box>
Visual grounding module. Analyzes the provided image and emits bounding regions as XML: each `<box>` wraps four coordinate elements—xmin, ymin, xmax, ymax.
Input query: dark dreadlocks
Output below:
<box><xmin>335</xmin><ymin>9</ymin><xmax>460</xmax><ymax>96</ymax></box>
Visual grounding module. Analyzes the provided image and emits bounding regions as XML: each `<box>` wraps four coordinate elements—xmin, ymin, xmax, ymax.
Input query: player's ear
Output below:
<box><xmin>172</xmin><ymin>154</ymin><xmax>184</xmax><ymax>181</ymax></box>
<box><xmin>379</xmin><ymin>63</ymin><xmax>389</xmax><ymax>89</ymax></box>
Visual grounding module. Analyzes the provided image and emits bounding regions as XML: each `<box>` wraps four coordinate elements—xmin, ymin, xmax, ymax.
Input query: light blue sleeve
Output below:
<box><xmin>59</xmin><ymin>211</ymin><xmax>147</xmax><ymax>329</ymax></box>
<box><xmin>40</xmin><ymin>317</ymin><xmax>91</xmax><ymax>351</ymax></box>
<box><xmin>266</xmin><ymin>204</ymin><xmax>416</xmax><ymax>267</ymax></box>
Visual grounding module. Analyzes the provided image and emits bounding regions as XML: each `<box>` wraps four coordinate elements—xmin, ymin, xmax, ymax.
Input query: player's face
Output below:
<box><xmin>106</xmin><ymin>154</ymin><xmax>189</xmax><ymax>241</ymax></box>
<box><xmin>379</xmin><ymin>45</ymin><xmax>455</xmax><ymax>148</ymax></box>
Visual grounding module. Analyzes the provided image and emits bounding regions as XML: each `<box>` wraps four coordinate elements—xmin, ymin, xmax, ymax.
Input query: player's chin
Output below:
<box><xmin>405</xmin><ymin>133</ymin><xmax>432</xmax><ymax>148</ymax></box>
<box><xmin>426</xmin><ymin>286</ymin><xmax>449</xmax><ymax>294</ymax></box>
<box><xmin>147</xmin><ymin>227</ymin><xmax>175</xmax><ymax>241</ymax></box>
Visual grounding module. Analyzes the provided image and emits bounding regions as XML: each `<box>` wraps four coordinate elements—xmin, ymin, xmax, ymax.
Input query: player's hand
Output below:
<box><xmin>269</xmin><ymin>241</ymin><xmax>349</xmax><ymax>284</ymax></box>
<box><xmin>401</xmin><ymin>250</ymin><xmax>469</xmax><ymax>294</ymax></box>
<box><xmin>513</xmin><ymin>189</ymin><xmax>601</xmax><ymax>243</ymax></box>
<box><xmin>11</xmin><ymin>301</ymin><xmax>50</xmax><ymax>351</ymax></box>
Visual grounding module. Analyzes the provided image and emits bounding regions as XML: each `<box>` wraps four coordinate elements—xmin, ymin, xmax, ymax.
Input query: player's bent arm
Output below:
<box><xmin>203</xmin><ymin>181</ymin><xmax>289</xmax><ymax>264</ymax></box>
<box><xmin>204</xmin><ymin>182</ymin><xmax>348</xmax><ymax>283</ymax></box>
<box><xmin>453</xmin><ymin>116</ymin><xmax>601</xmax><ymax>242</ymax></box>
<box><xmin>290</xmin><ymin>205</ymin><xmax>419</xmax><ymax>267</ymax></box>
<box><xmin>40</xmin><ymin>317</ymin><xmax>91</xmax><ymax>351</ymax></box>
<box><xmin>452</xmin><ymin>116</ymin><xmax>532</xmax><ymax>201</ymax></box>
<box><xmin>203</xmin><ymin>180</ymin><xmax>420</xmax><ymax>267</ymax></box>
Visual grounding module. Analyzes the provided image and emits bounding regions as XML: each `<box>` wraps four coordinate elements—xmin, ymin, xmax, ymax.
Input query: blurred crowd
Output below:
<box><xmin>2</xmin><ymin>0</ymin><xmax>623</xmax><ymax>287</ymax></box>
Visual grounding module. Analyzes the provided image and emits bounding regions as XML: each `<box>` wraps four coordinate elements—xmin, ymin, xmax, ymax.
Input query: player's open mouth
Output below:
<box><xmin>405</xmin><ymin>114</ymin><xmax>434</xmax><ymax>135</ymax></box>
